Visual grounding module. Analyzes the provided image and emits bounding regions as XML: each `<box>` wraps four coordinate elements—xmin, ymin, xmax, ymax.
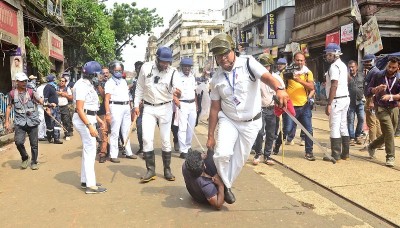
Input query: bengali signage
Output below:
<box><xmin>0</xmin><ymin>1</ymin><xmax>19</xmax><ymax>45</ymax></box>
<box><xmin>325</xmin><ymin>31</ymin><xmax>340</xmax><ymax>46</ymax></box>
<box><xmin>267</xmin><ymin>13</ymin><xmax>276</xmax><ymax>39</ymax></box>
<box><xmin>48</xmin><ymin>30</ymin><xmax>64</xmax><ymax>61</ymax></box>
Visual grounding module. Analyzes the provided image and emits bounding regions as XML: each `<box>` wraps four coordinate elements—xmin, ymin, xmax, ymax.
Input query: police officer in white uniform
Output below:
<box><xmin>73</xmin><ymin>61</ymin><xmax>107</xmax><ymax>194</ymax></box>
<box><xmin>36</xmin><ymin>79</ymin><xmax>47</xmax><ymax>141</ymax></box>
<box><xmin>324</xmin><ymin>43</ymin><xmax>350</xmax><ymax>161</ymax></box>
<box><xmin>207</xmin><ymin>34</ymin><xmax>289</xmax><ymax>204</ymax></box>
<box><xmin>105</xmin><ymin>61</ymin><xmax>137</xmax><ymax>163</ymax></box>
<box><xmin>134</xmin><ymin>47</ymin><xmax>181</xmax><ymax>183</ymax></box>
<box><xmin>173</xmin><ymin>58</ymin><xmax>197</xmax><ymax>159</ymax></box>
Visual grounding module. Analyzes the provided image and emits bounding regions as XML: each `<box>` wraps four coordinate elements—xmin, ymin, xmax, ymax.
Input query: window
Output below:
<box><xmin>208</xmin><ymin>30</ymin><xmax>212</xmax><ymax>35</ymax></box>
<box><xmin>198</xmin><ymin>30</ymin><xmax>203</xmax><ymax>35</ymax></box>
<box><xmin>214</xmin><ymin>29</ymin><xmax>221</xmax><ymax>34</ymax></box>
<box><xmin>225</xmin><ymin>9</ymin><xmax>228</xmax><ymax>19</ymax></box>
<box><xmin>187</xmin><ymin>30</ymin><xmax>191</xmax><ymax>36</ymax></box>
<box><xmin>196</xmin><ymin>43</ymin><xmax>200</xmax><ymax>49</ymax></box>
<box><xmin>187</xmin><ymin>43</ymin><xmax>192</xmax><ymax>49</ymax></box>
<box><xmin>229</xmin><ymin>5</ymin><xmax>233</xmax><ymax>16</ymax></box>
<box><xmin>182</xmin><ymin>45</ymin><xmax>186</xmax><ymax>50</ymax></box>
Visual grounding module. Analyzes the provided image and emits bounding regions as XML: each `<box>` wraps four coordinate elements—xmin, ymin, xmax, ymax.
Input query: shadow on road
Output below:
<box><xmin>61</xmin><ymin>150</ymin><xmax>81</xmax><ymax>160</ymax></box>
<box><xmin>108</xmin><ymin>164</ymin><xmax>146</xmax><ymax>181</ymax></box>
<box><xmin>141</xmin><ymin>185</ymin><xmax>224</xmax><ymax>212</ymax></box>
<box><xmin>54</xmin><ymin>170</ymin><xmax>81</xmax><ymax>189</ymax></box>
<box><xmin>1</xmin><ymin>160</ymin><xmax>22</xmax><ymax>169</ymax></box>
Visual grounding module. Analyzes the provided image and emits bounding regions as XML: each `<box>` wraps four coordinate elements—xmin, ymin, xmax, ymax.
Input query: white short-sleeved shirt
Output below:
<box><xmin>325</xmin><ymin>58</ymin><xmax>349</xmax><ymax>98</ymax></box>
<box><xmin>134</xmin><ymin>61</ymin><xmax>177</xmax><ymax>107</ymax></box>
<box><xmin>210</xmin><ymin>56</ymin><xmax>268</xmax><ymax>121</ymax></box>
<box><xmin>175</xmin><ymin>72</ymin><xmax>196</xmax><ymax>100</ymax></box>
<box><xmin>260</xmin><ymin>73</ymin><xmax>285</xmax><ymax>107</ymax></box>
<box><xmin>104</xmin><ymin>77</ymin><xmax>130</xmax><ymax>102</ymax></box>
<box><xmin>37</xmin><ymin>84</ymin><xmax>46</xmax><ymax>99</ymax></box>
<box><xmin>58</xmin><ymin>87</ymin><xmax>72</xmax><ymax>106</ymax></box>
<box><xmin>73</xmin><ymin>78</ymin><xmax>99</xmax><ymax>111</ymax></box>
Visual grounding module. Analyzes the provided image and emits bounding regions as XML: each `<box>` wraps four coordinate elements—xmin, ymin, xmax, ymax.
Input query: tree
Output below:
<box><xmin>62</xmin><ymin>0</ymin><xmax>115</xmax><ymax>65</ymax></box>
<box><xmin>109</xmin><ymin>2</ymin><xmax>163</xmax><ymax>58</ymax></box>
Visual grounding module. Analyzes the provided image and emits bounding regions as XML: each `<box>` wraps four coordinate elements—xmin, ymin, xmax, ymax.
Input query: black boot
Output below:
<box><xmin>141</xmin><ymin>151</ymin><xmax>156</xmax><ymax>183</ymax></box>
<box><xmin>224</xmin><ymin>185</ymin><xmax>236</xmax><ymax>204</ymax></box>
<box><xmin>341</xmin><ymin>136</ymin><xmax>350</xmax><ymax>160</ymax></box>
<box><xmin>162</xmin><ymin>151</ymin><xmax>175</xmax><ymax>181</ymax></box>
<box><xmin>330</xmin><ymin>138</ymin><xmax>342</xmax><ymax>161</ymax></box>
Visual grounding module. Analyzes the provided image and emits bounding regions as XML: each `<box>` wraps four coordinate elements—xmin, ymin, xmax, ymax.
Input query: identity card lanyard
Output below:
<box><xmin>224</xmin><ymin>69</ymin><xmax>237</xmax><ymax>95</ymax></box>
<box><xmin>385</xmin><ymin>76</ymin><xmax>396</xmax><ymax>95</ymax></box>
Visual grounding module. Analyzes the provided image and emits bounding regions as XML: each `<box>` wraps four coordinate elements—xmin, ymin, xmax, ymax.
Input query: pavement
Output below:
<box><xmin>0</xmin><ymin>106</ymin><xmax>399</xmax><ymax>227</ymax></box>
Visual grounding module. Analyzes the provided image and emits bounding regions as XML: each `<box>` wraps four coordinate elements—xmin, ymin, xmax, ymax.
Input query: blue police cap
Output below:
<box><xmin>277</xmin><ymin>58</ymin><xmax>287</xmax><ymax>65</ymax></box>
<box><xmin>180</xmin><ymin>57</ymin><xmax>193</xmax><ymax>66</ymax></box>
<box><xmin>324</xmin><ymin>43</ymin><xmax>341</xmax><ymax>53</ymax></box>
<box><xmin>361</xmin><ymin>54</ymin><xmax>376</xmax><ymax>62</ymax></box>
<box><xmin>82</xmin><ymin>61</ymin><xmax>102</xmax><ymax>75</ymax></box>
<box><xmin>46</xmin><ymin>74</ymin><xmax>55</xmax><ymax>82</ymax></box>
<box><xmin>156</xmin><ymin>47</ymin><xmax>173</xmax><ymax>62</ymax></box>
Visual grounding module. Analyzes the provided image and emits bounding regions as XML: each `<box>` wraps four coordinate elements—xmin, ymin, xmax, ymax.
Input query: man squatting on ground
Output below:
<box><xmin>134</xmin><ymin>47</ymin><xmax>182</xmax><ymax>183</ymax></box>
<box><xmin>324</xmin><ymin>43</ymin><xmax>351</xmax><ymax>161</ymax></box>
<box><xmin>206</xmin><ymin>34</ymin><xmax>289</xmax><ymax>204</ymax></box>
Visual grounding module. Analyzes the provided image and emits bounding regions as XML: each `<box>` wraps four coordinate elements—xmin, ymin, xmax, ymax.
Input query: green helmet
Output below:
<box><xmin>258</xmin><ymin>53</ymin><xmax>274</xmax><ymax>66</ymax></box>
<box><xmin>209</xmin><ymin>34</ymin><xmax>235</xmax><ymax>55</ymax></box>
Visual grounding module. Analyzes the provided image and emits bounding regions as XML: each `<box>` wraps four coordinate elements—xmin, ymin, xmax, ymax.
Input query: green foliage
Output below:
<box><xmin>109</xmin><ymin>2</ymin><xmax>163</xmax><ymax>57</ymax></box>
<box><xmin>24</xmin><ymin>37</ymin><xmax>51</xmax><ymax>78</ymax></box>
<box><xmin>62</xmin><ymin>0</ymin><xmax>115</xmax><ymax>65</ymax></box>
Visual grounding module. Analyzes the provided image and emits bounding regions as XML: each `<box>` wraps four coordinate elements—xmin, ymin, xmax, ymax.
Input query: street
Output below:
<box><xmin>0</xmin><ymin>106</ymin><xmax>398</xmax><ymax>227</ymax></box>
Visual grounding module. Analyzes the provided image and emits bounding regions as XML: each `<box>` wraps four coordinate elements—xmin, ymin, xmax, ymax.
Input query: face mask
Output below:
<box><xmin>113</xmin><ymin>72</ymin><xmax>122</xmax><ymax>79</ymax></box>
<box><xmin>91</xmin><ymin>77</ymin><xmax>99</xmax><ymax>86</ymax></box>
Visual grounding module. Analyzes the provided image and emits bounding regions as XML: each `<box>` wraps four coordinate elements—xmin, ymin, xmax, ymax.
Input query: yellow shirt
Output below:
<box><xmin>282</xmin><ymin>70</ymin><xmax>314</xmax><ymax>106</ymax></box>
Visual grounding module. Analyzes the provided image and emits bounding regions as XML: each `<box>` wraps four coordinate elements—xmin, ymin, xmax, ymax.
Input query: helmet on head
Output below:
<box><xmin>258</xmin><ymin>54</ymin><xmax>274</xmax><ymax>67</ymax></box>
<box><xmin>156</xmin><ymin>47</ymin><xmax>173</xmax><ymax>62</ymax></box>
<box><xmin>180</xmin><ymin>57</ymin><xmax>193</xmax><ymax>66</ymax></box>
<box><xmin>209</xmin><ymin>34</ymin><xmax>235</xmax><ymax>55</ymax></box>
<box><xmin>277</xmin><ymin>58</ymin><xmax>287</xmax><ymax>65</ymax></box>
<box><xmin>324</xmin><ymin>43</ymin><xmax>342</xmax><ymax>55</ymax></box>
<box><xmin>82</xmin><ymin>61</ymin><xmax>102</xmax><ymax>76</ymax></box>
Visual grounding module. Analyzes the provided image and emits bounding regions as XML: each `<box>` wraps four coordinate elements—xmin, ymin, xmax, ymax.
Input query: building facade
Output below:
<box><xmin>157</xmin><ymin>10</ymin><xmax>224</xmax><ymax>74</ymax></box>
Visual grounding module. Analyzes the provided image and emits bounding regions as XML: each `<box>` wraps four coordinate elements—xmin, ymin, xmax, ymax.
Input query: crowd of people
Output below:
<box><xmin>3</xmin><ymin>33</ymin><xmax>400</xmax><ymax>209</ymax></box>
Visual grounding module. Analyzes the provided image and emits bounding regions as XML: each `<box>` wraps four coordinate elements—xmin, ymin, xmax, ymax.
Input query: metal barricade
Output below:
<box><xmin>0</xmin><ymin>93</ymin><xmax>14</xmax><ymax>135</ymax></box>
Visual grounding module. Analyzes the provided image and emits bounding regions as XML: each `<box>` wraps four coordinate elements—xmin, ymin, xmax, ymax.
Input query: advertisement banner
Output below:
<box><xmin>325</xmin><ymin>31</ymin><xmax>340</xmax><ymax>46</ymax></box>
<box><xmin>351</xmin><ymin>0</ymin><xmax>362</xmax><ymax>25</ymax></box>
<box><xmin>300</xmin><ymin>44</ymin><xmax>309</xmax><ymax>57</ymax></box>
<box><xmin>291</xmin><ymin>42</ymin><xmax>300</xmax><ymax>53</ymax></box>
<box><xmin>267</xmin><ymin>13</ymin><xmax>276</xmax><ymax>39</ymax></box>
<box><xmin>341</xmin><ymin>23</ymin><xmax>354</xmax><ymax>43</ymax></box>
<box><xmin>48</xmin><ymin>30</ymin><xmax>64</xmax><ymax>61</ymax></box>
<box><xmin>360</xmin><ymin>16</ymin><xmax>383</xmax><ymax>55</ymax></box>
<box><xmin>0</xmin><ymin>1</ymin><xmax>19</xmax><ymax>45</ymax></box>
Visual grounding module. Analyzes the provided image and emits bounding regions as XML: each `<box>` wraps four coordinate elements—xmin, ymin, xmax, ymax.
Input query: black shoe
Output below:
<box><xmin>110</xmin><ymin>158</ymin><xmax>120</xmax><ymax>163</ymax></box>
<box><xmin>38</xmin><ymin>138</ymin><xmax>47</xmax><ymax>141</ymax></box>
<box><xmin>54</xmin><ymin>140</ymin><xmax>63</xmax><ymax>144</ymax></box>
<box><xmin>99</xmin><ymin>156</ymin><xmax>107</xmax><ymax>163</ymax></box>
<box><xmin>162</xmin><ymin>151</ymin><xmax>175</xmax><ymax>181</ymax></box>
<box><xmin>179</xmin><ymin>153</ymin><xmax>187</xmax><ymax>159</ymax></box>
<box><xmin>135</xmin><ymin>148</ymin><xmax>143</xmax><ymax>155</ymax></box>
<box><xmin>81</xmin><ymin>182</ymin><xmax>102</xmax><ymax>189</ymax></box>
<box><xmin>141</xmin><ymin>151</ymin><xmax>156</xmax><ymax>183</ymax></box>
<box><xmin>304</xmin><ymin>153</ymin><xmax>316</xmax><ymax>161</ymax></box>
<box><xmin>224</xmin><ymin>186</ymin><xmax>236</xmax><ymax>204</ymax></box>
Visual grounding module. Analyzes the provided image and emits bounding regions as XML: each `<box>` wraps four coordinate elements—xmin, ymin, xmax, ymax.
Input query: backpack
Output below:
<box><xmin>9</xmin><ymin>88</ymin><xmax>34</xmax><ymax>104</ymax></box>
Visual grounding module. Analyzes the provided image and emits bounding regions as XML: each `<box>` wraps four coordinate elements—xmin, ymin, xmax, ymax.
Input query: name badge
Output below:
<box><xmin>232</xmin><ymin>96</ymin><xmax>241</xmax><ymax>106</ymax></box>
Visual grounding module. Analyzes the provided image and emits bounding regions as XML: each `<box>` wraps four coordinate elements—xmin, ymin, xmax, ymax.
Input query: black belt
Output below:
<box><xmin>243</xmin><ymin>112</ymin><xmax>262</xmax><ymax>122</ymax></box>
<box><xmin>180</xmin><ymin>99</ymin><xmax>195</xmax><ymax>103</ymax></box>
<box><xmin>143</xmin><ymin>100</ymin><xmax>171</xmax><ymax>106</ymax></box>
<box><xmin>75</xmin><ymin>109</ymin><xmax>97</xmax><ymax>116</ymax></box>
<box><xmin>109</xmin><ymin>101</ymin><xmax>129</xmax><ymax>105</ymax></box>
<box><xmin>334</xmin><ymin>95</ymin><xmax>349</xmax><ymax>99</ymax></box>
<box><xmin>262</xmin><ymin>106</ymin><xmax>274</xmax><ymax>110</ymax></box>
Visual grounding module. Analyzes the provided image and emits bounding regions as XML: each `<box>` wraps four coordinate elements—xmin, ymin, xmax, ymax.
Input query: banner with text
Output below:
<box><xmin>0</xmin><ymin>1</ymin><xmax>19</xmax><ymax>46</ymax></box>
<box><xmin>267</xmin><ymin>13</ymin><xmax>276</xmax><ymax>39</ymax></box>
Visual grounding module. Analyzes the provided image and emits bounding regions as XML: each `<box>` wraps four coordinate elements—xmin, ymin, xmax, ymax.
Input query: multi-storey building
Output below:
<box><xmin>157</xmin><ymin>10</ymin><xmax>224</xmax><ymax>74</ymax></box>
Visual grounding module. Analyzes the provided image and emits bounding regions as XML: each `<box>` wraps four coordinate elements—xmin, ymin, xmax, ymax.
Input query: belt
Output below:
<box><xmin>243</xmin><ymin>112</ymin><xmax>262</xmax><ymax>122</ymax></box>
<box><xmin>109</xmin><ymin>101</ymin><xmax>129</xmax><ymax>105</ymax></box>
<box><xmin>143</xmin><ymin>100</ymin><xmax>171</xmax><ymax>106</ymax></box>
<box><xmin>180</xmin><ymin>99</ymin><xmax>195</xmax><ymax>103</ymax></box>
<box><xmin>75</xmin><ymin>109</ymin><xmax>97</xmax><ymax>116</ymax></box>
<box><xmin>262</xmin><ymin>106</ymin><xmax>274</xmax><ymax>110</ymax></box>
<box><xmin>334</xmin><ymin>95</ymin><xmax>349</xmax><ymax>99</ymax></box>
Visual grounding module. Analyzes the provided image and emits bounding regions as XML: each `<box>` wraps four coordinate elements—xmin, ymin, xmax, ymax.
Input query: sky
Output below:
<box><xmin>105</xmin><ymin>0</ymin><xmax>224</xmax><ymax>71</ymax></box>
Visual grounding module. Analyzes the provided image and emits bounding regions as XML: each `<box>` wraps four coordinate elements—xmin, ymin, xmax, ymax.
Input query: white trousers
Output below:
<box><xmin>177</xmin><ymin>102</ymin><xmax>197</xmax><ymax>153</ymax></box>
<box><xmin>329</xmin><ymin>97</ymin><xmax>350</xmax><ymax>138</ymax></box>
<box><xmin>142</xmin><ymin>102</ymin><xmax>173</xmax><ymax>152</ymax></box>
<box><xmin>73</xmin><ymin>113</ymin><xmax>97</xmax><ymax>187</ymax></box>
<box><xmin>213</xmin><ymin>111</ymin><xmax>261</xmax><ymax>188</ymax></box>
<box><xmin>109</xmin><ymin>104</ymin><xmax>132</xmax><ymax>158</ymax></box>
<box><xmin>38</xmin><ymin>105</ymin><xmax>46</xmax><ymax>138</ymax></box>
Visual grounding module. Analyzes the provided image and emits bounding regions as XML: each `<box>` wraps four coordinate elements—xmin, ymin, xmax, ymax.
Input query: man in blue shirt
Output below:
<box><xmin>43</xmin><ymin>74</ymin><xmax>63</xmax><ymax>144</ymax></box>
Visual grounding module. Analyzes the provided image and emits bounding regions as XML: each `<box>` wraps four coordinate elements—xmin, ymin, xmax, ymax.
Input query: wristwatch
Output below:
<box><xmin>86</xmin><ymin>123</ymin><xmax>92</xmax><ymax>128</ymax></box>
